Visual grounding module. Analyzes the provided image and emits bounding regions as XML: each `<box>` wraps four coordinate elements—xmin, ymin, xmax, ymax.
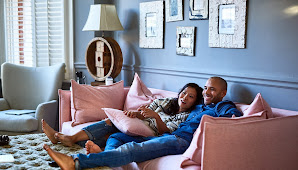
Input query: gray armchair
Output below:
<box><xmin>0</xmin><ymin>62</ymin><xmax>65</xmax><ymax>135</ymax></box>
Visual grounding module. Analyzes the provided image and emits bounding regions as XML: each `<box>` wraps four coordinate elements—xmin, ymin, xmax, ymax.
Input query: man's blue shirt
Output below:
<box><xmin>171</xmin><ymin>100</ymin><xmax>242</xmax><ymax>143</ymax></box>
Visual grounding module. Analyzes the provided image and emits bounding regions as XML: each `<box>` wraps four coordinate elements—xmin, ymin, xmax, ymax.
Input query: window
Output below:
<box><xmin>3</xmin><ymin>0</ymin><xmax>74</xmax><ymax>80</ymax></box>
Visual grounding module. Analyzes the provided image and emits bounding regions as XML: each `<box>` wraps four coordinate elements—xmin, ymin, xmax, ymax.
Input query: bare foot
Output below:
<box><xmin>54</xmin><ymin>133</ymin><xmax>74</xmax><ymax>147</ymax></box>
<box><xmin>43</xmin><ymin>144</ymin><xmax>75</xmax><ymax>170</ymax></box>
<box><xmin>85</xmin><ymin>140</ymin><xmax>102</xmax><ymax>154</ymax></box>
<box><xmin>42</xmin><ymin>119</ymin><xmax>58</xmax><ymax>144</ymax></box>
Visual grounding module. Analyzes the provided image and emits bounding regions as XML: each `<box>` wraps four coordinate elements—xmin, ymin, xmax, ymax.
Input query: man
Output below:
<box><xmin>43</xmin><ymin>77</ymin><xmax>242</xmax><ymax>169</ymax></box>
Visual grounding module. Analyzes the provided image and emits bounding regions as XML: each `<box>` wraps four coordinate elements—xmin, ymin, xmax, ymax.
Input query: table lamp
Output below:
<box><xmin>82</xmin><ymin>4</ymin><xmax>123</xmax><ymax>83</ymax></box>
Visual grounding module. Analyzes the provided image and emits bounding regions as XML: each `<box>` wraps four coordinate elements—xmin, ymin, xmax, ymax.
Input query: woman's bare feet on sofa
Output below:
<box><xmin>43</xmin><ymin>144</ymin><xmax>75</xmax><ymax>170</ymax></box>
<box><xmin>54</xmin><ymin>133</ymin><xmax>74</xmax><ymax>147</ymax></box>
<box><xmin>85</xmin><ymin>140</ymin><xmax>102</xmax><ymax>154</ymax></box>
<box><xmin>42</xmin><ymin>119</ymin><xmax>58</xmax><ymax>144</ymax></box>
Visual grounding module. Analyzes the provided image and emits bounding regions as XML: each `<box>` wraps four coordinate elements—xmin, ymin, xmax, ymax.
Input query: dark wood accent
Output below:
<box><xmin>85</xmin><ymin>37</ymin><xmax>123</xmax><ymax>81</ymax></box>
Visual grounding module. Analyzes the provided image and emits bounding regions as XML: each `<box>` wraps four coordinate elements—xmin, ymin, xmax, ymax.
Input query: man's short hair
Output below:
<box><xmin>210</xmin><ymin>76</ymin><xmax>227</xmax><ymax>91</ymax></box>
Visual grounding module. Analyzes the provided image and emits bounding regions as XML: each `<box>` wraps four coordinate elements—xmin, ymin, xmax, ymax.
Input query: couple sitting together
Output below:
<box><xmin>42</xmin><ymin>76</ymin><xmax>242</xmax><ymax>169</ymax></box>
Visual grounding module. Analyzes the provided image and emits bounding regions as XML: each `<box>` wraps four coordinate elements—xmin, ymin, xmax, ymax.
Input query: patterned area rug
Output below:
<box><xmin>0</xmin><ymin>133</ymin><xmax>111</xmax><ymax>170</ymax></box>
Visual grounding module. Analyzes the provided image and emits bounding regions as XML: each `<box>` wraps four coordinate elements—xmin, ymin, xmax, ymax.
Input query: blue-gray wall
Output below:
<box><xmin>74</xmin><ymin>0</ymin><xmax>298</xmax><ymax>111</ymax></box>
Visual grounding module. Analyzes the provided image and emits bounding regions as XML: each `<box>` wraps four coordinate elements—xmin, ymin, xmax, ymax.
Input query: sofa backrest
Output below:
<box><xmin>59</xmin><ymin>86</ymin><xmax>178</xmax><ymax>131</ymax></box>
<box><xmin>236</xmin><ymin>103</ymin><xmax>298</xmax><ymax>118</ymax></box>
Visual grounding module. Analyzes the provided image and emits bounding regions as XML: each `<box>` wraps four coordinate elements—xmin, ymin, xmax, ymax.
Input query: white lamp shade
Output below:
<box><xmin>82</xmin><ymin>4</ymin><xmax>124</xmax><ymax>31</ymax></box>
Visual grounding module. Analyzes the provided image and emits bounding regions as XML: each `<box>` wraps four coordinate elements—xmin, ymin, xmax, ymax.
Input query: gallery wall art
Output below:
<box><xmin>209</xmin><ymin>0</ymin><xmax>247</xmax><ymax>48</ymax></box>
<box><xmin>139</xmin><ymin>1</ymin><xmax>164</xmax><ymax>48</ymax></box>
<box><xmin>166</xmin><ymin>0</ymin><xmax>183</xmax><ymax>22</ymax></box>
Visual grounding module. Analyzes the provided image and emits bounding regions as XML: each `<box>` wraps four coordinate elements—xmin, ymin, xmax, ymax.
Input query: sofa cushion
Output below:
<box><xmin>61</xmin><ymin>121</ymin><xmax>96</xmax><ymax>136</ymax></box>
<box><xmin>103</xmin><ymin>108</ymin><xmax>155</xmax><ymax>137</ymax></box>
<box><xmin>271</xmin><ymin>107</ymin><xmax>298</xmax><ymax>117</ymax></box>
<box><xmin>180</xmin><ymin>113</ymin><xmax>266</xmax><ymax>168</ymax></box>
<box><xmin>71</xmin><ymin>80</ymin><xmax>125</xmax><ymax>126</ymax></box>
<box><xmin>201</xmin><ymin>115</ymin><xmax>298</xmax><ymax>170</ymax></box>
<box><xmin>0</xmin><ymin>111</ymin><xmax>38</xmax><ymax>132</ymax></box>
<box><xmin>243</xmin><ymin>93</ymin><xmax>273</xmax><ymax>118</ymax></box>
<box><xmin>124</xmin><ymin>73</ymin><xmax>163</xmax><ymax>111</ymax></box>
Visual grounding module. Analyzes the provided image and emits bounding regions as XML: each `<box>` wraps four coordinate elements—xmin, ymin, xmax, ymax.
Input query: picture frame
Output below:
<box><xmin>189</xmin><ymin>0</ymin><xmax>208</xmax><ymax>19</ymax></box>
<box><xmin>218</xmin><ymin>4</ymin><xmax>236</xmax><ymax>34</ymax></box>
<box><xmin>209</xmin><ymin>0</ymin><xmax>247</xmax><ymax>48</ymax></box>
<box><xmin>176</xmin><ymin>26</ymin><xmax>195</xmax><ymax>56</ymax></box>
<box><xmin>166</xmin><ymin>0</ymin><xmax>183</xmax><ymax>22</ymax></box>
<box><xmin>139</xmin><ymin>1</ymin><xmax>164</xmax><ymax>48</ymax></box>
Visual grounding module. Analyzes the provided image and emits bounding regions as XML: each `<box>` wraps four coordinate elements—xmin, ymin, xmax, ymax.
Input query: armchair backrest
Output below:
<box><xmin>1</xmin><ymin>62</ymin><xmax>65</xmax><ymax>109</ymax></box>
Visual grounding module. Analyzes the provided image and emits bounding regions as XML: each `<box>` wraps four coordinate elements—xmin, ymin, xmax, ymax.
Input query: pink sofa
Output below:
<box><xmin>58</xmin><ymin>87</ymin><xmax>298</xmax><ymax>170</ymax></box>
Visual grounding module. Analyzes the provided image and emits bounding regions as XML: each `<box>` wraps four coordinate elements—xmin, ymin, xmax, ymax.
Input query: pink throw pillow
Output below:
<box><xmin>124</xmin><ymin>73</ymin><xmax>162</xmax><ymax>111</ymax></box>
<box><xmin>243</xmin><ymin>93</ymin><xmax>273</xmax><ymax>118</ymax></box>
<box><xmin>102</xmin><ymin>108</ymin><xmax>155</xmax><ymax>137</ymax></box>
<box><xmin>71</xmin><ymin>80</ymin><xmax>125</xmax><ymax>126</ymax></box>
<box><xmin>180</xmin><ymin>114</ymin><xmax>266</xmax><ymax>168</ymax></box>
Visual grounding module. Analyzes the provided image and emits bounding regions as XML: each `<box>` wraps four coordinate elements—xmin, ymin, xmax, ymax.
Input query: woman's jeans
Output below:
<box><xmin>74</xmin><ymin>132</ymin><xmax>190</xmax><ymax>168</ymax></box>
<box><xmin>76</xmin><ymin>120</ymin><xmax>119</xmax><ymax>147</ymax></box>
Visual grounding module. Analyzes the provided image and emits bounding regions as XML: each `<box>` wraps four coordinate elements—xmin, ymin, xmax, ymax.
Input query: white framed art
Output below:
<box><xmin>166</xmin><ymin>0</ymin><xmax>183</xmax><ymax>22</ymax></box>
<box><xmin>189</xmin><ymin>0</ymin><xmax>208</xmax><ymax>19</ymax></box>
<box><xmin>209</xmin><ymin>0</ymin><xmax>247</xmax><ymax>48</ymax></box>
<box><xmin>176</xmin><ymin>26</ymin><xmax>195</xmax><ymax>56</ymax></box>
<box><xmin>139</xmin><ymin>1</ymin><xmax>164</xmax><ymax>48</ymax></box>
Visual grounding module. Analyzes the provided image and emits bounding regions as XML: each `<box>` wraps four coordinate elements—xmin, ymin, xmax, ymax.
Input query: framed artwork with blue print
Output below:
<box><xmin>166</xmin><ymin>0</ymin><xmax>183</xmax><ymax>22</ymax></box>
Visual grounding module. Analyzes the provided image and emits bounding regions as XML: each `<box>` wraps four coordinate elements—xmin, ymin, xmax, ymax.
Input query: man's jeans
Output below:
<box><xmin>74</xmin><ymin>132</ymin><xmax>190</xmax><ymax>168</ymax></box>
<box><xmin>76</xmin><ymin>120</ymin><xmax>119</xmax><ymax>147</ymax></box>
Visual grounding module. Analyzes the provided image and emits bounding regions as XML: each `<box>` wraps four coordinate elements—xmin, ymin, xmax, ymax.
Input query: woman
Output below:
<box><xmin>42</xmin><ymin>83</ymin><xmax>203</xmax><ymax>151</ymax></box>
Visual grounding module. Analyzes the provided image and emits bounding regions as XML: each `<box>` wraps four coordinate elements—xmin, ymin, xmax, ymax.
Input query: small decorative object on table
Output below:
<box><xmin>75</xmin><ymin>71</ymin><xmax>86</xmax><ymax>84</ymax></box>
<box><xmin>0</xmin><ymin>135</ymin><xmax>9</xmax><ymax>146</ymax></box>
<box><xmin>105</xmin><ymin>76</ymin><xmax>114</xmax><ymax>85</ymax></box>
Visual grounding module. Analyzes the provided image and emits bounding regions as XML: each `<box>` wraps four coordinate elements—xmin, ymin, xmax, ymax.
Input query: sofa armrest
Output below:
<box><xmin>58</xmin><ymin>89</ymin><xmax>72</xmax><ymax>131</ymax></box>
<box><xmin>201</xmin><ymin>115</ymin><xmax>298</xmax><ymax>170</ymax></box>
<box><xmin>0</xmin><ymin>98</ymin><xmax>10</xmax><ymax>110</ymax></box>
<box><xmin>35</xmin><ymin>100</ymin><xmax>58</xmax><ymax>132</ymax></box>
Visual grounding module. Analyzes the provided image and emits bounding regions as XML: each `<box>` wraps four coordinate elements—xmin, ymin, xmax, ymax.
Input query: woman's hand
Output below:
<box><xmin>124</xmin><ymin>111</ymin><xmax>138</xmax><ymax>118</ymax></box>
<box><xmin>141</xmin><ymin>108</ymin><xmax>159</xmax><ymax>119</ymax></box>
<box><xmin>137</xmin><ymin>104</ymin><xmax>149</xmax><ymax>111</ymax></box>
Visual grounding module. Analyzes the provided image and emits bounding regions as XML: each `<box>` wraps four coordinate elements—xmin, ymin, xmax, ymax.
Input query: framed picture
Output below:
<box><xmin>218</xmin><ymin>4</ymin><xmax>236</xmax><ymax>34</ymax></box>
<box><xmin>139</xmin><ymin>1</ymin><xmax>164</xmax><ymax>48</ymax></box>
<box><xmin>209</xmin><ymin>0</ymin><xmax>247</xmax><ymax>48</ymax></box>
<box><xmin>146</xmin><ymin>13</ymin><xmax>157</xmax><ymax>37</ymax></box>
<box><xmin>176</xmin><ymin>26</ymin><xmax>195</xmax><ymax>56</ymax></box>
<box><xmin>166</xmin><ymin>0</ymin><xmax>183</xmax><ymax>22</ymax></box>
<box><xmin>189</xmin><ymin>0</ymin><xmax>208</xmax><ymax>19</ymax></box>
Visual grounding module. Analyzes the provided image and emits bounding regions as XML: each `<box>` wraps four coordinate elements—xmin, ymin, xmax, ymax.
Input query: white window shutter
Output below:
<box><xmin>5</xmin><ymin>0</ymin><xmax>33</xmax><ymax>66</ymax></box>
<box><xmin>4</xmin><ymin>0</ymin><xmax>74</xmax><ymax>79</ymax></box>
<box><xmin>35</xmin><ymin>0</ymin><xmax>64</xmax><ymax>67</ymax></box>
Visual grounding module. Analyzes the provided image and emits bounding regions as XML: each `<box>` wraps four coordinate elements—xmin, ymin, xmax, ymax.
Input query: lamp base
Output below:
<box><xmin>85</xmin><ymin>37</ymin><xmax>123</xmax><ymax>82</ymax></box>
<box><xmin>91</xmin><ymin>81</ymin><xmax>105</xmax><ymax>86</ymax></box>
